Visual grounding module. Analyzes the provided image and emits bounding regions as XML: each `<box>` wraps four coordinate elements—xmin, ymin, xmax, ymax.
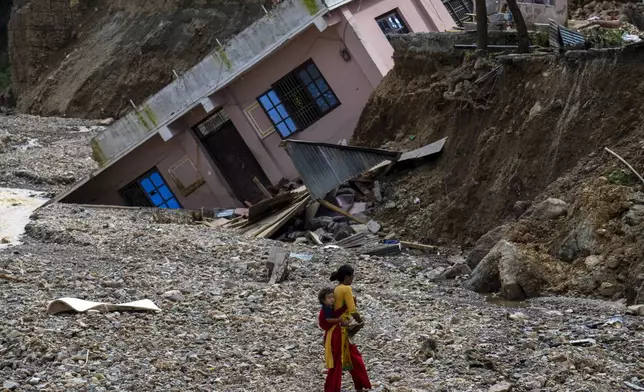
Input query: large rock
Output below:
<box><xmin>624</xmin><ymin>205</ymin><xmax>644</xmax><ymax>226</ymax></box>
<box><xmin>556</xmin><ymin>220</ymin><xmax>597</xmax><ymax>262</ymax></box>
<box><xmin>466</xmin><ymin>225</ymin><xmax>509</xmax><ymax>269</ymax></box>
<box><xmin>465</xmin><ymin>240</ymin><xmax>543</xmax><ymax>301</ymax></box>
<box><xmin>532</xmin><ymin>198</ymin><xmax>568</xmax><ymax>220</ymax></box>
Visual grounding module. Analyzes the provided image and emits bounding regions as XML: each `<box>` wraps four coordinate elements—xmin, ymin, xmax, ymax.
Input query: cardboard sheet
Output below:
<box><xmin>47</xmin><ymin>298</ymin><xmax>161</xmax><ymax>315</ymax></box>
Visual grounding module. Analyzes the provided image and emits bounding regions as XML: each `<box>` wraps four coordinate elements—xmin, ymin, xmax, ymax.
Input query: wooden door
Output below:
<box><xmin>201</xmin><ymin>120</ymin><xmax>271</xmax><ymax>204</ymax></box>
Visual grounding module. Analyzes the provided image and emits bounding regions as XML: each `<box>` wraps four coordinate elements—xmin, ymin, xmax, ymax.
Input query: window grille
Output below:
<box><xmin>257</xmin><ymin>60</ymin><xmax>340</xmax><ymax>138</ymax></box>
<box><xmin>441</xmin><ymin>0</ymin><xmax>473</xmax><ymax>27</ymax></box>
<box><xmin>376</xmin><ymin>10</ymin><xmax>410</xmax><ymax>35</ymax></box>
<box><xmin>120</xmin><ymin>169</ymin><xmax>181</xmax><ymax>209</ymax></box>
<box><xmin>196</xmin><ymin>109</ymin><xmax>230</xmax><ymax>138</ymax></box>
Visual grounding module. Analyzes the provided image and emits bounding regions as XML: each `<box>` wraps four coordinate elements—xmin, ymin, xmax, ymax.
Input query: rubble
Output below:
<box><xmin>1</xmin><ymin>203</ymin><xmax>643</xmax><ymax>391</ymax></box>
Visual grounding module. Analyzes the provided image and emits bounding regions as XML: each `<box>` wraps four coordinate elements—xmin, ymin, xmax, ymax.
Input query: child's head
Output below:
<box><xmin>318</xmin><ymin>287</ymin><xmax>334</xmax><ymax>307</ymax></box>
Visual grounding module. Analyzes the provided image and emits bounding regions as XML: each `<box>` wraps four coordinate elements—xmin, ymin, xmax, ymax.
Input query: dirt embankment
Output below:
<box><xmin>352</xmin><ymin>36</ymin><xmax>644</xmax><ymax>302</ymax></box>
<box><xmin>8</xmin><ymin>0</ymin><xmax>271</xmax><ymax>119</ymax></box>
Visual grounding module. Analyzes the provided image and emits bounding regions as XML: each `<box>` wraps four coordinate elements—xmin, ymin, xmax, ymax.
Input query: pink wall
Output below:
<box><xmin>221</xmin><ymin>24</ymin><xmax>375</xmax><ymax>182</ymax></box>
<box><xmin>63</xmin><ymin>132</ymin><xmax>240</xmax><ymax>209</ymax></box>
<box><xmin>346</xmin><ymin>0</ymin><xmax>454</xmax><ymax>75</ymax></box>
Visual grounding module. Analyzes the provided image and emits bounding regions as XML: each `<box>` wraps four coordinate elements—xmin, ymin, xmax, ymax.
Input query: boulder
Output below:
<box><xmin>465</xmin><ymin>241</ymin><xmax>543</xmax><ymax>301</ymax></box>
<box><xmin>466</xmin><ymin>225</ymin><xmax>509</xmax><ymax>269</ymax></box>
<box><xmin>532</xmin><ymin>198</ymin><xmax>568</xmax><ymax>220</ymax></box>
<box><xmin>556</xmin><ymin>220</ymin><xmax>597</xmax><ymax>262</ymax></box>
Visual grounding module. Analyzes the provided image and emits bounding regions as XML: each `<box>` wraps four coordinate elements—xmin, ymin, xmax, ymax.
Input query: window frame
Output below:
<box><xmin>375</xmin><ymin>9</ymin><xmax>411</xmax><ymax>36</ymax></box>
<box><xmin>120</xmin><ymin>168</ymin><xmax>182</xmax><ymax>209</ymax></box>
<box><xmin>256</xmin><ymin>59</ymin><xmax>341</xmax><ymax>139</ymax></box>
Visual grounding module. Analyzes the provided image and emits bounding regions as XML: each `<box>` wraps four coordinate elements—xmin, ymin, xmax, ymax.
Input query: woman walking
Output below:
<box><xmin>319</xmin><ymin>264</ymin><xmax>372</xmax><ymax>392</ymax></box>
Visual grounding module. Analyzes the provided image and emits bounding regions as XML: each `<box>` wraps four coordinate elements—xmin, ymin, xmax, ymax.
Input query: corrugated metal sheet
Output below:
<box><xmin>559</xmin><ymin>25</ymin><xmax>586</xmax><ymax>48</ymax></box>
<box><xmin>285</xmin><ymin>141</ymin><xmax>401</xmax><ymax>200</ymax></box>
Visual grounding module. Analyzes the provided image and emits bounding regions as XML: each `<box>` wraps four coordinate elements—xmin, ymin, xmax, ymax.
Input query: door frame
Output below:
<box><xmin>192</xmin><ymin>108</ymin><xmax>270</xmax><ymax>204</ymax></box>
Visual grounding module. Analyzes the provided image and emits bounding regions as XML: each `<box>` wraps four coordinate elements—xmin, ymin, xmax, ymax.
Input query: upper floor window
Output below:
<box><xmin>376</xmin><ymin>10</ymin><xmax>410</xmax><ymax>35</ymax></box>
<box><xmin>257</xmin><ymin>60</ymin><xmax>340</xmax><ymax>138</ymax></box>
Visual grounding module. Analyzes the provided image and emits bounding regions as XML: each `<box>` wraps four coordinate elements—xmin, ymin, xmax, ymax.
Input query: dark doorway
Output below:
<box><xmin>194</xmin><ymin>109</ymin><xmax>271</xmax><ymax>205</ymax></box>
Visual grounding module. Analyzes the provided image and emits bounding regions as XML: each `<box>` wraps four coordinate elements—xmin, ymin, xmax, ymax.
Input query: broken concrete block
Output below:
<box><xmin>367</xmin><ymin>220</ymin><xmax>381</xmax><ymax>233</ymax></box>
<box><xmin>373</xmin><ymin>181</ymin><xmax>382</xmax><ymax>202</ymax></box>
<box><xmin>351</xmin><ymin>224</ymin><xmax>370</xmax><ymax>234</ymax></box>
<box><xmin>266</xmin><ymin>247</ymin><xmax>289</xmax><ymax>284</ymax></box>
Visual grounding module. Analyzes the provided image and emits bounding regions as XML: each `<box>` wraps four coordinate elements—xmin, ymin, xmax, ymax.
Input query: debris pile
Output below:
<box><xmin>2</xmin><ymin>203</ymin><xmax>644</xmax><ymax>391</ymax></box>
<box><xmin>352</xmin><ymin>33</ymin><xmax>644</xmax><ymax>303</ymax></box>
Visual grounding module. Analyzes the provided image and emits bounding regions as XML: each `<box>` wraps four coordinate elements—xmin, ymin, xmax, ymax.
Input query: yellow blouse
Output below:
<box><xmin>334</xmin><ymin>284</ymin><xmax>356</xmax><ymax>316</ymax></box>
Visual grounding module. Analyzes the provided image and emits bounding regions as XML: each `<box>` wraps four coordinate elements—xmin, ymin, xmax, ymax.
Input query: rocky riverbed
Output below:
<box><xmin>1</xmin><ymin>203</ymin><xmax>643</xmax><ymax>392</ymax></box>
<box><xmin>0</xmin><ymin>114</ymin><xmax>102</xmax><ymax>194</ymax></box>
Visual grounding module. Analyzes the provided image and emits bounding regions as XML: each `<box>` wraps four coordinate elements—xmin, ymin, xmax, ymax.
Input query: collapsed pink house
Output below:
<box><xmin>55</xmin><ymin>0</ymin><xmax>458</xmax><ymax>209</ymax></box>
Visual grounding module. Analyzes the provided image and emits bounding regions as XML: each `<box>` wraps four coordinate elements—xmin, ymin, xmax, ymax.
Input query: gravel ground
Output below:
<box><xmin>0</xmin><ymin>114</ymin><xmax>103</xmax><ymax>194</ymax></box>
<box><xmin>1</xmin><ymin>114</ymin><xmax>643</xmax><ymax>391</ymax></box>
<box><xmin>1</xmin><ymin>204</ymin><xmax>643</xmax><ymax>392</ymax></box>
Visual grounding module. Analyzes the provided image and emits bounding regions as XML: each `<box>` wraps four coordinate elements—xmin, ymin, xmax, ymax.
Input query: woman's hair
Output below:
<box><xmin>318</xmin><ymin>287</ymin><xmax>334</xmax><ymax>305</ymax></box>
<box><xmin>330</xmin><ymin>264</ymin><xmax>354</xmax><ymax>282</ymax></box>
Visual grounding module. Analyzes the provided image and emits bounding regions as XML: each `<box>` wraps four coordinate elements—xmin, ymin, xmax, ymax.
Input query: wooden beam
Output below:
<box><xmin>256</xmin><ymin>196</ymin><xmax>310</xmax><ymax>238</ymax></box>
<box><xmin>400</xmin><ymin>241</ymin><xmax>437</xmax><ymax>251</ymax></box>
<box><xmin>318</xmin><ymin>199</ymin><xmax>367</xmax><ymax>224</ymax></box>
<box><xmin>253</xmin><ymin>177</ymin><xmax>273</xmax><ymax>199</ymax></box>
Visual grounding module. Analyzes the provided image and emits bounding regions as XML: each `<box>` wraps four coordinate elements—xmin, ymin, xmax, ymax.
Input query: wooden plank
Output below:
<box><xmin>318</xmin><ymin>199</ymin><xmax>367</xmax><ymax>224</ymax></box>
<box><xmin>255</xmin><ymin>196</ymin><xmax>310</xmax><ymax>238</ymax></box>
<box><xmin>248</xmin><ymin>192</ymin><xmax>294</xmax><ymax>222</ymax></box>
<box><xmin>244</xmin><ymin>193</ymin><xmax>309</xmax><ymax>237</ymax></box>
<box><xmin>253</xmin><ymin>177</ymin><xmax>273</xmax><ymax>199</ymax></box>
<box><xmin>400</xmin><ymin>241</ymin><xmax>438</xmax><ymax>251</ymax></box>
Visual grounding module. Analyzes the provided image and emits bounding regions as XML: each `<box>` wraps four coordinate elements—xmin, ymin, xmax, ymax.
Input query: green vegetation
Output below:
<box><xmin>532</xmin><ymin>31</ymin><xmax>549</xmax><ymax>48</ymax></box>
<box><xmin>607</xmin><ymin>169</ymin><xmax>639</xmax><ymax>186</ymax></box>
<box><xmin>90</xmin><ymin>138</ymin><xmax>108</xmax><ymax>167</ymax></box>
<box><xmin>302</xmin><ymin>0</ymin><xmax>319</xmax><ymax>15</ymax></box>
<box><xmin>586</xmin><ymin>28</ymin><xmax>625</xmax><ymax>48</ymax></box>
<box><xmin>143</xmin><ymin>104</ymin><xmax>158</xmax><ymax>127</ymax></box>
<box><xmin>218</xmin><ymin>47</ymin><xmax>232</xmax><ymax>71</ymax></box>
